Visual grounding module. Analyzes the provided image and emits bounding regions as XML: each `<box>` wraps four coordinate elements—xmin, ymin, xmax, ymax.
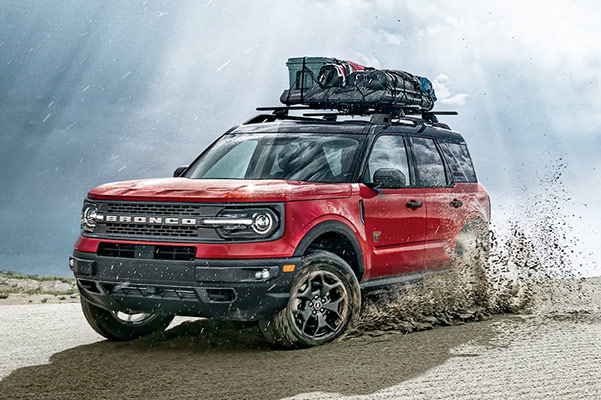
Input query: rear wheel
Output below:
<box><xmin>260</xmin><ymin>251</ymin><xmax>361</xmax><ymax>348</ymax></box>
<box><xmin>80</xmin><ymin>296</ymin><xmax>174</xmax><ymax>341</ymax></box>
<box><xmin>454</xmin><ymin>219</ymin><xmax>491</xmax><ymax>305</ymax></box>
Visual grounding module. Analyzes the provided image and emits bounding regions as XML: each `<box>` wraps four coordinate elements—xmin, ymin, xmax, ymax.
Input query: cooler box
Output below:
<box><xmin>286</xmin><ymin>57</ymin><xmax>336</xmax><ymax>90</ymax></box>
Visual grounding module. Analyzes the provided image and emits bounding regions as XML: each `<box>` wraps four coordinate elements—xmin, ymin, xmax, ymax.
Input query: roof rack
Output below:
<box><xmin>252</xmin><ymin>106</ymin><xmax>457</xmax><ymax>128</ymax></box>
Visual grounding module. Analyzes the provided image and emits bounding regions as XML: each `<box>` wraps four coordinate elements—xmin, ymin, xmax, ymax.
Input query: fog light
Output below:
<box><xmin>255</xmin><ymin>268</ymin><xmax>271</xmax><ymax>280</ymax></box>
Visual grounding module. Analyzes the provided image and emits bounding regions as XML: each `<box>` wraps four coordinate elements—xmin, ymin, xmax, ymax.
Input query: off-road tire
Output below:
<box><xmin>454</xmin><ymin>219</ymin><xmax>491</xmax><ymax>305</ymax></box>
<box><xmin>81</xmin><ymin>296</ymin><xmax>174</xmax><ymax>341</ymax></box>
<box><xmin>260</xmin><ymin>251</ymin><xmax>361</xmax><ymax>348</ymax></box>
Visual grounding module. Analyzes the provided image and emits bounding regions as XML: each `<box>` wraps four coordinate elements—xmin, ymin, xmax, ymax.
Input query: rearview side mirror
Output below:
<box><xmin>372</xmin><ymin>168</ymin><xmax>406</xmax><ymax>189</ymax></box>
<box><xmin>173</xmin><ymin>166</ymin><xmax>188</xmax><ymax>177</ymax></box>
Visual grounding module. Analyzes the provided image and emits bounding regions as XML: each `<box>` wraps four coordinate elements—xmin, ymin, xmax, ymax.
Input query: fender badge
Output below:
<box><xmin>373</xmin><ymin>231</ymin><xmax>381</xmax><ymax>243</ymax></box>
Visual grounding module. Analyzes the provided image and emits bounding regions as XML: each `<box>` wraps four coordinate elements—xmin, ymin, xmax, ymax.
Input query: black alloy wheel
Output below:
<box><xmin>260</xmin><ymin>251</ymin><xmax>361</xmax><ymax>348</ymax></box>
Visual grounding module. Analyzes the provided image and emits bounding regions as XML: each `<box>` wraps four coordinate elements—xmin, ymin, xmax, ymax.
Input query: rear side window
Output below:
<box><xmin>409</xmin><ymin>137</ymin><xmax>447</xmax><ymax>187</ymax></box>
<box><xmin>439</xmin><ymin>142</ymin><xmax>477</xmax><ymax>183</ymax></box>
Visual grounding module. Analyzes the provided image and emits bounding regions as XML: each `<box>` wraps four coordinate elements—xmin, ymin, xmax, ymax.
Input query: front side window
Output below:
<box><xmin>366</xmin><ymin>135</ymin><xmax>410</xmax><ymax>186</ymax></box>
<box><xmin>185</xmin><ymin>134</ymin><xmax>364</xmax><ymax>183</ymax></box>
<box><xmin>439</xmin><ymin>142</ymin><xmax>477</xmax><ymax>183</ymax></box>
<box><xmin>409</xmin><ymin>137</ymin><xmax>447</xmax><ymax>187</ymax></box>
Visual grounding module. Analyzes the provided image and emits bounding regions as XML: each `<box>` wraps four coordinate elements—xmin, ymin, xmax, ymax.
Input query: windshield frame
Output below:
<box><xmin>183</xmin><ymin>132</ymin><xmax>368</xmax><ymax>184</ymax></box>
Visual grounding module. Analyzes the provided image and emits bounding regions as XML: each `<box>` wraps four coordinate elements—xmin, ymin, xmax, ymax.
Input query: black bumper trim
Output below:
<box><xmin>71</xmin><ymin>250</ymin><xmax>301</xmax><ymax>321</ymax></box>
<box><xmin>69</xmin><ymin>256</ymin><xmax>96</xmax><ymax>275</ymax></box>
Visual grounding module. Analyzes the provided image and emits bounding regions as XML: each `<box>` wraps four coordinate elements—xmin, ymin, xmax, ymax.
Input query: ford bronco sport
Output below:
<box><xmin>70</xmin><ymin>109</ymin><xmax>490</xmax><ymax>348</ymax></box>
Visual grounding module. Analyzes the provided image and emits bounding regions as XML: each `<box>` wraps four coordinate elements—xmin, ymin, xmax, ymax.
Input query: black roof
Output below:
<box><xmin>230</xmin><ymin>113</ymin><xmax>466</xmax><ymax>143</ymax></box>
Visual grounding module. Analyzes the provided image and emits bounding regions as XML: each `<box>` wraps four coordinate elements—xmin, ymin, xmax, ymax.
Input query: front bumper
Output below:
<box><xmin>70</xmin><ymin>250</ymin><xmax>301</xmax><ymax>321</ymax></box>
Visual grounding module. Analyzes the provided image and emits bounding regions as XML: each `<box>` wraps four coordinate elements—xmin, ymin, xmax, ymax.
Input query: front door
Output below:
<box><xmin>361</xmin><ymin>134</ymin><xmax>426</xmax><ymax>280</ymax></box>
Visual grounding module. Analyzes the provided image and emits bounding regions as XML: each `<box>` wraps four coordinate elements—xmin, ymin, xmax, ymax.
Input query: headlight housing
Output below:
<box><xmin>206</xmin><ymin>208</ymin><xmax>279</xmax><ymax>240</ymax></box>
<box><xmin>81</xmin><ymin>202</ymin><xmax>98</xmax><ymax>233</ymax></box>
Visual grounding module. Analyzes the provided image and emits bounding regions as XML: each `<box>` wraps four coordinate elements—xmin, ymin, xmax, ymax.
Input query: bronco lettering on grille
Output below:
<box><xmin>95</xmin><ymin>215</ymin><xmax>199</xmax><ymax>225</ymax></box>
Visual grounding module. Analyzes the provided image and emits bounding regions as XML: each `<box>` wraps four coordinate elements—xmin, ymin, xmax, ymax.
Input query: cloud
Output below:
<box><xmin>432</xmin><ymin>73</ymin><xmax>468</xmax><ymax>105</ymax></box>
<box><xmin>441</xmin><ymin>94</ymin><xmax>468</xmax><ymax>106</ymax></box>
<box><xmin>378</xmin><ymin>29</ymin><xmax>403</xmax><ymax>47</ymax></box>
<box><xmin>0</xmin><ymin>0</ymin><xmax>599</xmax><ymax>275</ymax></box>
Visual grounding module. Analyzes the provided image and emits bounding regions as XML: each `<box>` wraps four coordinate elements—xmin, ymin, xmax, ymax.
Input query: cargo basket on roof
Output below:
<box><xmin>280</xmin><ymin>56</ymin><xmax>437</xmax><ymax>114</ymax></box>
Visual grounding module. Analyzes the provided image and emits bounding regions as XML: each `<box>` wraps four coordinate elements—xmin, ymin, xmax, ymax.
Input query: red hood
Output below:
<box><xmin>88</xmin><ymin>178</ymin><xmax>352</xmax><ymax>203</ymax></box>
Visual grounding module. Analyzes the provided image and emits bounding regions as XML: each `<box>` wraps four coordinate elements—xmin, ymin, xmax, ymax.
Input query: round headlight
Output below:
<box><xmin>214</xmin><ymin>207</ymin><xmax>279</xmax><ymax>239</ymax></box>
<box><xmin>81</xmin><ymin>205</ymin><xmax>98</xmax><ymax>232</ymax></box>
<box><xmin>251</xmin><ymin>212</ymin><xmax>274</xmax><ymax>234</ymax></box>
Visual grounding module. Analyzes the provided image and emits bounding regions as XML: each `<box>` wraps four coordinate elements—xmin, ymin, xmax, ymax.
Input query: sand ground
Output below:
<box><xmin>0</xmin><ymin>280</ymin><xmax>600</xmax><ymax>400</ymax></box>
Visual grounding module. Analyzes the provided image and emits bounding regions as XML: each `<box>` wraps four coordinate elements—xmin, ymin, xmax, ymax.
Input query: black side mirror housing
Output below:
<box><xmin>372</xmin><ymin>168</ymin><xmax>406</xmax><ymax>189</ymax></box>
<box><xmin>173</xmin><ymin>166</ymin><xmax>188</xmax><ymax>177</ymax></box>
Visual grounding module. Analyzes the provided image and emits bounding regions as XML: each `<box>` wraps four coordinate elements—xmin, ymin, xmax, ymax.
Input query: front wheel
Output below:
<box><xmin>80</xmin><ymin>297</ymin><xmax>174</xmax><ymax>341</ymax></box>
<box><xmin>260</xmin><ymin>251</ymin><xmax>361</xmax><ymax>348</ymax></box>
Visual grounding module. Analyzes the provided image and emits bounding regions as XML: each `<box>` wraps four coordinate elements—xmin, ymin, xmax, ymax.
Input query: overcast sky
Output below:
<box><xmin>0</xmin><ymin>0</ymin><xmax>599</xmax><ymax>276</ymax></box>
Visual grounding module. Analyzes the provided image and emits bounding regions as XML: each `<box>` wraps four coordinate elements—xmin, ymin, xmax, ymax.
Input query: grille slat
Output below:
<box><xmin>105</xmin><ymin>284</ymin><xmax>198</xmax><ymax>300</ymax></box>
<box><xmin>97</xmin><ymin>243</ymin><xmax>196</xmax><ymax>261</ymax></box>
<box><xmin>104</xmin><ymin>224</ymin><xmax>198</xmax><ymax>238</ymax></box>
<box><xmin>103</xmin><ymin>202</ymin><xmax>210</xmax><ymax>216</ymax></box>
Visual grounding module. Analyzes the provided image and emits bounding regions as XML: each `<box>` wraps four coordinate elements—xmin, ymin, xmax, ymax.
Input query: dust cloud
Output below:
<box><xmin>351</xmin><ymin>162</ymin><xmax>591</xmax><ymax>338</ymax></box>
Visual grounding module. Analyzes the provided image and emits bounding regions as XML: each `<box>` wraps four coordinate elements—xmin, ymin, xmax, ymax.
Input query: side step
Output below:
<box><xmin>359</xmin><ymin>268</ymin><xmax>450</xmax><ymax>295</ymax></box>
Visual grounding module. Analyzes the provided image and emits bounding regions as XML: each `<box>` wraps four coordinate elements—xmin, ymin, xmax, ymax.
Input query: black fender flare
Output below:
<box><xmin>293</xmin><ymin>220</ymin><xmax>364</xmax><ymax>280</ymax></box>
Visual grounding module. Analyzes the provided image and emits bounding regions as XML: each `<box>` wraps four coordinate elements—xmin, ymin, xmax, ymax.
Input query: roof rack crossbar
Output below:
<box><xmin>250</xmin><ymin>106</ymin><xmax>457</xmax><ymax>128</ymax></box>
<box><xmin>427</xmin><ymin>111</ymin><xmax>458</xmax><ymax>115</ymax></box>
<box><xmin>256</xmin><ymin>106</ymin><xmax>456</xmax><ymax>116</ymax></box>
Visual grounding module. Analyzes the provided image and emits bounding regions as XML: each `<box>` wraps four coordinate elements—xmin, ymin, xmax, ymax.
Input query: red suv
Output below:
<box><xmin>70</xmin><ymin>110</ymin><xmax>490</xmax><ymax>347</ymax></box>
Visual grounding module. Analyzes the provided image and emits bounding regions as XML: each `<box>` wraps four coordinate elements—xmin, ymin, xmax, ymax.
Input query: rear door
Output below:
<box><xmin>361</xmin><ymin>134</ymin><xmax>426</xmax><ymax>279</ymax></box>
<box><xmin>408</xmin><ymin>136</ymin><xmax>462</xmax><ymax>268</ymax></box>
<box><xmin>438</xmin><ymin>140</ymin><xmax>483</xmax><ymax>247</ymax></box>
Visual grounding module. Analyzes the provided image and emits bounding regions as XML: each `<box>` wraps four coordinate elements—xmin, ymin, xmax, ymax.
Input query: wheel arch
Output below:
<box><xmin>293</xmin><ymin>220</ymin><xmax>365</xmax><ymax>281</ymax></box>
<box><xmin>461</xmin><ymin>213</ymin><xmax>489</xmax><ymax>231</ymax></box>
<box><xmin>453</xmin><ymin>215</ymin><xmax>490</xmax><ymax>253</ymax></box>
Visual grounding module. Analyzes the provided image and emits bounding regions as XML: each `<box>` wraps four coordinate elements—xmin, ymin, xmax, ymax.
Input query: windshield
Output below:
<box><xmin>185</xmin><ymin>133</ymin><xmax>364</xmax><ymax>183</ymax></box>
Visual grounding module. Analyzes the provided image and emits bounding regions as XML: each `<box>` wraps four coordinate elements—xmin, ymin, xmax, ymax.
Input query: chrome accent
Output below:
<box><xmin>81</xmin><ymin>204</ymin><xmax>98</xmax><ymax>232</ymax></box>
<box><xmin>201</xmin><ymin>218</ymin><xmax>253</xmax><ymax>226</ymax></box>
<box><xmin>251</xmin><ymin>212</ymin><xmax>274</xmax><ymax>234</ymax></box>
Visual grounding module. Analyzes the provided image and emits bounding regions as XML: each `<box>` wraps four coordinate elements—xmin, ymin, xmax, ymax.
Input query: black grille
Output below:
<box><xmin>103</xmin><ymin>224</ymin><xmax>199</xmax><ymax>239</ymax></box>
<box><xmin>103</xmin><ymin>202</ymin><xmax>208</xmax><ymax>216</ymax></box>
<box><xmin>98</xmin><ymin>243</ymin><xmax>196</xmax><ymax>261</ymax></box>
<box><xmin>89</xmin><ymin>200</ymin><xmax>283</xmax><ymax>242</ymax></box>
<box><xmin>103</xmin><ymin>283</ymin><xmax>198</xmax><ymax>300</ymax></box>
<box><xmin>94</xmin><ymin>201</ymin><xmax>225</xmax><ymax>241</ymax></box>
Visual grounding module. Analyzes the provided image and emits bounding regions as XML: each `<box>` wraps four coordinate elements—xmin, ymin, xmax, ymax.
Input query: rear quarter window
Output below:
<box><xmin>439</xmin><ymin>142</ymin><xmax>477</xmax><ymax>183</ymax></box>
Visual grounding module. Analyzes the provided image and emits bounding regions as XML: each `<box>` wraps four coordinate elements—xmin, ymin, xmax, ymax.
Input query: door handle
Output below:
<box><xmin>449</xmin><ymin>199</ymin><xmax>463</xmax><ymax>208</ymax></box>
<box><xmin>406</xmin><ymin>200</ymin><xmax>423</xmax><ymax>209</ymax></box>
